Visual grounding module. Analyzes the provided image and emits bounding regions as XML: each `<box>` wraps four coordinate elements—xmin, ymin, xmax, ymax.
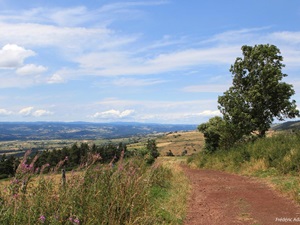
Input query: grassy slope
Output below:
<box><xmin>127</xmin><ymin>131</ymin><xmax>204</xmax><ymax>157</ymax></box>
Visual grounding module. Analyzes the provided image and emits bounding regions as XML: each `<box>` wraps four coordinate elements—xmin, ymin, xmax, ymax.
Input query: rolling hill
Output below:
<box><xmin>271</xmin><ymin>120</ymin><xmax>300</xmax><ymax>131</ymax></box>
<box><xmin>0</xmin><ymin>122</ymin><xmax>197</xmax><ymax>141</ymax></box>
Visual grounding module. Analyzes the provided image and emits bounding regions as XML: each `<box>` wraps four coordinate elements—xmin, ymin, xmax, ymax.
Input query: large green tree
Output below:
<box><xmin>218</xmin><ymin>44</ymin><xmax>299</xmax><ymax>137</ymax></box>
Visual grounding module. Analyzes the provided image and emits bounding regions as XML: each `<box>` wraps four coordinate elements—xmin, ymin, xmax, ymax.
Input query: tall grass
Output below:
<box><xmin>0</xmin><ymin>151</ymin><xmax>177</xmax><ymax>224</ymax></box>
<box><xmin>190</xmin><ymin>131</ymin><xmax>300</xmax><ymax>174</ymax></box>
<box><xmin>152</xmin><ymin>157</ymin><xmax>190</xmax><ymax>224</ymax></box>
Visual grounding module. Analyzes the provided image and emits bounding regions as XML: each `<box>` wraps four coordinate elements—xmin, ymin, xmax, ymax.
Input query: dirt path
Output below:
<box><xmin>182</xmin><ymin>166</ymin><xmax>300</xmax><ymax>225</ymax></box>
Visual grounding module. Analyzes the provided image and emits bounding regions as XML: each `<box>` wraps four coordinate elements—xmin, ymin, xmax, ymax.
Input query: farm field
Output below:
<box><xmin>127</xmin><ymin>131</ymin><xmax>204</xmax><ymax>156</ymax></box>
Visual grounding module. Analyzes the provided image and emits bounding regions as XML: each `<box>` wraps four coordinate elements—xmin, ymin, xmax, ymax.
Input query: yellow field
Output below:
<box><xmin>156</xmin><ymin>131</ymin><xmax>204</xmax><ymax>156</ymax></box>
<box><xmin>127</xmin><ymin>131</ymin><xmax>204</xmax><ymax>156</ymax></box>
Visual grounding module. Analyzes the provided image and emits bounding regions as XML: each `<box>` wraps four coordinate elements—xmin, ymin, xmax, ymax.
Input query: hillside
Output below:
<box><xmin>127</xmin><ymin>131</ymin><xmax>204</xmax><ymax>156</ymax></box>
<box><xmin>272</xmin><ymin>120</ymin><xmax>300</xmax><ymax>131</ymax></box>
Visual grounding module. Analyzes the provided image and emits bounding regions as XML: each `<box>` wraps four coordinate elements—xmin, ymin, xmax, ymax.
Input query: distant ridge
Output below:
<box><xmin>0</xmin><ymin>122</ymin><xmax>197</xmax><ymax>141</ymax></box>
<box><xmin>272</xmin><ymin>120</ymin><xmax>300</xmax><ymax>131</ymax></box>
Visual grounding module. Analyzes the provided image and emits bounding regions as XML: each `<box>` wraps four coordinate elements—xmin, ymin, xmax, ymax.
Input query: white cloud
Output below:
<box><xmin>0</xmin><ymin>44</ymin><xmax>35</xmax><ymax>68</ymax></box>
<box><xmin>70</xmin><ymin>46</ymin><xmax>239</xmax><ymax>77</ymax></box>
<box><xmin>136</xmin><ymin>110</ymin><xmax>221</xmax><ymax>124</ymax></box>
<box><xmin>48</xmin><ymin>6</ymin><xmax>94</xmax><ymax>27</ymax></box>
<box><xmin>198</xmin><ymin>110</ymin><xmax>221</xmax><ymax>117</ymax></box>
<box><xmin>89</xmin><ymin>98</ymin><xmax>220</xmax><ymax>123</ymax></box>
<box><xmin>40</xmin><ymin>28</ymin><xmax>300</xmax><ymax>79</ymax></box>
<box><xmin>0</xmin><ymin>1</ymin><xmax>168</xmax><ymax>27</ymax></box>
<box><xmin>19</xmin><ymin>107</ymin><xmax>53</xmax><ymax>117</ymax></box>
<box><xmin>0</xmin><ymin>22</ymin><xmax>136</xmax><ymax>52</ymax></box>
<box><xmin>32</xmin><ymin>109</ymin><xmax>53</xmax><ymax>117</ymax></box>
<box><xmin>204</xmin><ymin>28</ymin><xmax>300</xmax><ymax>69</ymax></box>
<box><xmin>91</xmin><ymin>109</ymin><xmax>135</xmax><ymax>119</ymax></box>
<box><xmin>19</xmin><ymin>106</ymin><xmax>34</xmax><ymax>116</ymax></box>
<box><xmin>16</xmin><ymin>64</ymin><xmax>47</xmax><ymax>76</ymax></box>
<box><xmin>146</xmin><ymin>46</ymin><xmax>238</xmax><ymax>69</ymax></box>
<box><xmin>269</xmin><ymin>31</ymin><xmax>300</xmax><ymax>45</ymax></box>
<box><xmin>47</xmin><ymin>74</ymin><xmax>65</xmax><ymax>84</ymax></box>
<box><xmin>0</xmin><ymin>108</ymin><xmax>13</xmax><ymax>116</ymax></box>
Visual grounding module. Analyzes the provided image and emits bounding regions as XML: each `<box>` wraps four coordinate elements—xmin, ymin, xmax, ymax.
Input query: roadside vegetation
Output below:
<box><xmin>0</xmin><ymin>138</ymin><xmax>189</xmax><ymax>224</ymax></box>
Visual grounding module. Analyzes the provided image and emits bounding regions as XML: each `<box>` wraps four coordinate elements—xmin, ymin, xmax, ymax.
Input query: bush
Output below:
<box><xmin>166</xmin><ymin>150</ymin><xmax>175</xmax><ymax>156</ymax></box>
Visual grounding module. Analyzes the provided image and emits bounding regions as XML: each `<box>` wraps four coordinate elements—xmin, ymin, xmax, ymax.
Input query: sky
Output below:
<box><xmin>0</xmin><ymin>0</ymin><xmax>299</xmax><ymax>124</ymax></box>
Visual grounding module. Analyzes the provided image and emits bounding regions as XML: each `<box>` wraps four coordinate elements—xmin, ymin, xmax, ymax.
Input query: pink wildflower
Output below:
<box><xmin>39</xmin><ymin>215</ymin><xmax>46</xmax><ymax>223</ymax></box>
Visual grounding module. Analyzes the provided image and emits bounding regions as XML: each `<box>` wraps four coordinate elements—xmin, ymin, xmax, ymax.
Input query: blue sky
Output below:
<box><xmin>0</xmin><ymin>0</ymin><xmax>299</xmax><ymax>124</ymax></box>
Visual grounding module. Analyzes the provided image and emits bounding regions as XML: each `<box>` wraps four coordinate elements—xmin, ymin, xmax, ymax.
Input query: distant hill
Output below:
<box><xmin>272</xmin><ymin>120</ymin><xmax>300</xmax><ymax>131</ymax></box>
<box><xmin>0</xmin><ymin>122</ymin><xmax>197</xmax><ymax>141</ymax></box>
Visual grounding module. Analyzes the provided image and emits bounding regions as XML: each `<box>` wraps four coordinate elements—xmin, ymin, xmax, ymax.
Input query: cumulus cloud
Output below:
<box><xmin>91</xmin><ymin>109</ymin><xmax>135</xmax><ymax>119</ymax></box>
<box><xmin>0</xmin><ymin>108</ymin><xmax>13</xmax><ymax>116</ymax></box>
<box><xmin>32</xmin><ymin>109</ymin><xmax>53</xmax><ymax>117</ymax></box>
<box><xmin>19</xmin><ymin>107</ymin><xmax>53</xmax><ymax>117</ymax></box>
<box><xmin>0</xmin><ymin>44</ymin><xmax>35</xmax><ymax>68</ymax></box>
<box><xmin>47</xmin><ymin>73</ymin><xmax>65</xmax><ymax>84</ymax></box>
<box><xmin>19</xmin><ymin>107</ymin><xmax>34</xmax><ymax>116</ymax></box>
<box><xmin>16</xmin><ymin>64</ymin><xmax>47</xmax><ymax>75</ymax></box>
<box><xmin>135</xmin><ymin>110</ymin><xmax>221</xmax><ymax>124</ymax></box>
<box><xmin>90</xmin><ymin>98</ymin><xmax>221</xmax><ymax>123</ymax></box>
<box><xmin>198</xmin><ymin>110</ymin><xmax>221</xmax><ymax>117</ymax></box>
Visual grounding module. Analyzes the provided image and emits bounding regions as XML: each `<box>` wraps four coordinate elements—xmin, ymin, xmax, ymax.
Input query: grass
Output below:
<box><xmin>0</xmin><ymin>148</ymin><xmax>190</xmax><ymax>225</ymax></box>
<box><xmin>153</xmin><ymin>157</ymin><xmax>190</xmax><ymax>224</ymax></box>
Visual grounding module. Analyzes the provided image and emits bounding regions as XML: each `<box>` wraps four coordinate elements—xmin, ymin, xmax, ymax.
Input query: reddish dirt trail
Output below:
<box><xmin>182</xmin><ymin>166</ymin><xmax>300</xmax><ymax>225</ymax></box>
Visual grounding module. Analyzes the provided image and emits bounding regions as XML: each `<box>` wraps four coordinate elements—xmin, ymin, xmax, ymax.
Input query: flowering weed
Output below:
<box><xmin>0</xmin><ymin>151</ymin><xmax>173</xmax><ymax>224</ymax></box>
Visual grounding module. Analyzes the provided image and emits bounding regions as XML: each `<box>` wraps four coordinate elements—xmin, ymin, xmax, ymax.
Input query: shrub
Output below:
<box><xmin>166</xmin><ymin>150</ymin><xmax>175</xmax><ymax>157</ymax></box>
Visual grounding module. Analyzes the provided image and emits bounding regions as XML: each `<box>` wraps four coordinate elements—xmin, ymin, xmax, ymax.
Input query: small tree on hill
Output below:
<box><xmin>144</xmin><ymin>139</ymin><xmax>159</xmax><ymax>164</ymax></box>
<box><xmin>218</xmin><ymin>44</ymin><xmax>299</xmax><ymax>138</ymax></box>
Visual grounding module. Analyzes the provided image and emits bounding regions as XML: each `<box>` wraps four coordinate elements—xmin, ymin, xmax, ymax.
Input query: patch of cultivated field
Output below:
<box><xmin>126</xmin><ymin>131</ymin><xmax>204</xmax><ymax>156</ymax></box>
<box><xmin>156</xmin><ymin>131</ymin><xmax>204</xmax><ymax>156</ymax></box>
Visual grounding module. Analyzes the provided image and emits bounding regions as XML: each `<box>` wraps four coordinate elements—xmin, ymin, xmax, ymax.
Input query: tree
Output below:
<box><xmin>144</xmin><ymin>139</ymin><xmax>159</xmax><ymax>164</ymax></box>
<box><xmin>218</xmin><ymin>44</ymin><xmax>299</xmax><ymax>138</ymax></box>
<box><xmin>0</xmin><ymin>154</ymin><xmax>17</xmax><ymax>178</ymax></box>
<box><xmin>199</xmin><ymin>116</ymin><xmax>247</xmax><ymax>152</ymax></box>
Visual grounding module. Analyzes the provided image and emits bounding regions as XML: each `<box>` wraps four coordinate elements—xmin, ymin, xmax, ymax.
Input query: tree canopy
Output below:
<box><xmin>218</xmin><ymin>44</ymin><xmax>299</xmax><ymax>138</ymax></box>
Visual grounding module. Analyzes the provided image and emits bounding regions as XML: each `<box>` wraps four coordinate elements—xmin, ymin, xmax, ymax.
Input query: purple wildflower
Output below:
<box><xmin>39</xmin><ymin>215</ymin><xmax>46</xmax><ymax>223</ymax></box>
<box><xmin>74</xmin><ymin>218</ymin><xmax>80</xmax><ymax>224</ymax></box>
